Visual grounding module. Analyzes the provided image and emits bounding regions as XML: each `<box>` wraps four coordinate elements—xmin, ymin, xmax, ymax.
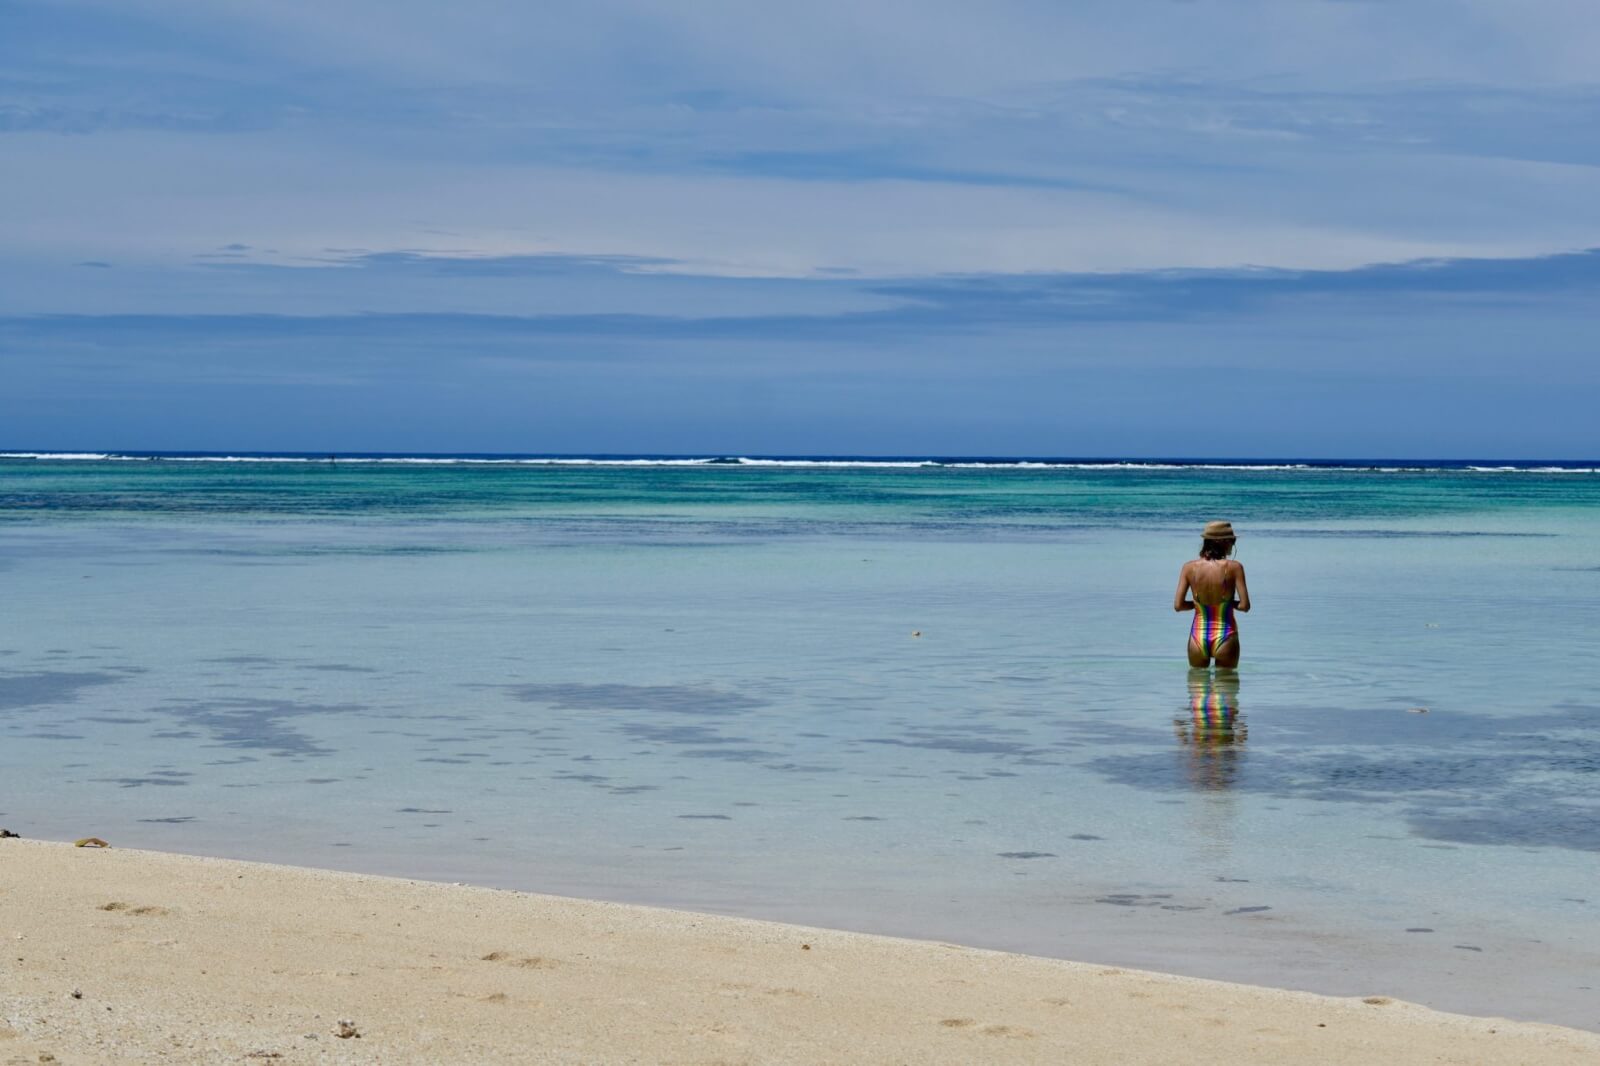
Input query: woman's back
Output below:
<box><xmin>1185</xmin><ymin>557</ymin><xmax>1241</xmax><ymax>606</ymax></box>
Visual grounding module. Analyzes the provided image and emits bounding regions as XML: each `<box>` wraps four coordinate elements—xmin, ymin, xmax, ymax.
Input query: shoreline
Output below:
<box><xmin>3</xmin><ymin>838</ymin><xmax>1597</xmax><ymax>1064</ymax></box>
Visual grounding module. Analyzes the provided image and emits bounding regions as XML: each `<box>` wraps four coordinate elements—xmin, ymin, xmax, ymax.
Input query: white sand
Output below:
<box><xmin>2</xmin><ymin>838</ymin><xmax>1596</xmax><ymax>1064</ymax></box>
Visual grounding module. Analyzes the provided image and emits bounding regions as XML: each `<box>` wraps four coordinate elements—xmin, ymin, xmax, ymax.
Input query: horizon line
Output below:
<box><xmin>4</xmin><ymin>449</ymin><xmax>1597</xmax><ymax>468</ymax></box>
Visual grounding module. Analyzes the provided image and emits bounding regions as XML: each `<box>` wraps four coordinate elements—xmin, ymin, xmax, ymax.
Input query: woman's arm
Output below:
<box><xmin>1232</xmin><ymin>562</ymin><xmax>1251</xmax><ymax>612</ymax></box>
<box><xmin>1174</xmin><ymin>563</ymin><xmax>1194</xmax><ymax>611</ymax></box>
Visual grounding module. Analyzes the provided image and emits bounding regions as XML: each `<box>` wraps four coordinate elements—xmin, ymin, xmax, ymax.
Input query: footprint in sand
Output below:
<box><xmin>99</xmin><ymin>902</ymin><xmax>169</xmax><ymax>916</ymax></box>
<box><xmin>937</xmin><ymin>1019</ymin><xmax>1035</xmax><ymax>1038</ymax></box>
<box><xmin>480</xmin><ymin>951</ymin><xmax>558</xmax><ymax>969</ymax></box>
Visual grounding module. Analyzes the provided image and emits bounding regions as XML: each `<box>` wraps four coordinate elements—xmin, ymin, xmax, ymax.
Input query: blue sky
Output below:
<box><xmin>3</xmin><ymin>1</ymin><xmax>1598</xmax><ymax>456</ymax></box>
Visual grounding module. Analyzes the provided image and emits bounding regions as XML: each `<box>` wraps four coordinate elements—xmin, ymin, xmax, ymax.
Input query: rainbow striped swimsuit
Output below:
<box><xmin>1190</xmin><ymin>600</ymin><xmax>1237</xmax><ymax>656</ymax></box>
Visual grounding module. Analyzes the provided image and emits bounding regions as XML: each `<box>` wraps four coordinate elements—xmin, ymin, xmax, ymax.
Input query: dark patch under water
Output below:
<box><xmin>1089</xmin><ymin>703</ymin><xmax>1600</xmax><ymax>852</ymax></box>
<box><xmin>155</xmin><ymin>696</ymin><xmax>362</xmax><ymax>757</ymax></box>
<box><xmin>762</xmin><ymin>762</ymin><xmax>842</xmax><ymax>774</ymax></box>
<box><xmin>678</xmin><ymin>747</ymin><xmax>782</xmax><ymax>761</ymax></box>
<box><xmin>621</xmin><ymin>722</ymin><xmax>749</xmax><ymax>745</ymax></box>
<box><xmin>0</xmin><ymin>670</ymin><xmax>128</xmax><ymax>710</ymax></box>
<box><xmin>96</xmin><ymin>772</ymin><xmax>193</xmax><ymax>789</ymax></box>
<box><xmin>863</xmin><ymin>733</ymin><xmax>1042</xmax><ymax>757</ymax></box>
<box><xmin>1408</xmin><ymin>806</ymin><xmax>1600</xmax><ymax>851</ymax></box>
<box><xmin>508</xmin><ymin>682</ymin><xmax>766</xmax><ymax>715</ymax></box>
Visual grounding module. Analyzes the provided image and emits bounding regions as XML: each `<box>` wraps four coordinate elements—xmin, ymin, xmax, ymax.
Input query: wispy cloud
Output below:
<box><xmin>7</xmin><ymin>2</ymin><xmax>1600</xmax><ymax>275</ymax></box>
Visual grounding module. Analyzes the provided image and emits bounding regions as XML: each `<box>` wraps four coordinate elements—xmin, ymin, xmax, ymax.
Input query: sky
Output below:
<box><xmin>2</xmin><ymin>1</ymin><xmax>1598</xmax><ymax>457</ymax></box>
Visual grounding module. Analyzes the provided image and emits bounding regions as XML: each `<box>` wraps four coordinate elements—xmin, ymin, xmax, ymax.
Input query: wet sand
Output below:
<box><xmin>2</xmin><ymin>838</ymin><xmax>1596</xmax><ymax>1065</ymax></box>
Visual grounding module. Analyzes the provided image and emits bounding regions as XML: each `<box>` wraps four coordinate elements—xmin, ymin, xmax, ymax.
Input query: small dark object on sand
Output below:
<box><xmin>333</xmin><ymin>1020</ymin><xmax>361</xmax><ymax>1039</ymax></box>
<box><xmin>74</xmin><ymin>837</ymin><xmax>111</xmax><ymax>848</ymax></box>
<box><xmin>0</xmin><ymin>829</ymin><xmax>18</xmax><ymax>838</ymax></box>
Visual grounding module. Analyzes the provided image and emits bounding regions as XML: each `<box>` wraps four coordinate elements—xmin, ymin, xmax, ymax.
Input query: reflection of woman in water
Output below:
<box><xmin>1177</xmin><ymin>670</ymin><xmax>1247</xmax><ymax>795</ymax></box>
<box><xmin>1173</xmin><ymin>520</ymin><xmax>1251</xmax><ymax>668</ymax></box>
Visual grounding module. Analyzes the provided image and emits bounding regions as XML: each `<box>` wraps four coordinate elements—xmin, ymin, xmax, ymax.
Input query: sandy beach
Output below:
<box><xmin>0</xmin><ymin>839</ymin><xmax>1594</xmax><ymax>1064</ymax></box>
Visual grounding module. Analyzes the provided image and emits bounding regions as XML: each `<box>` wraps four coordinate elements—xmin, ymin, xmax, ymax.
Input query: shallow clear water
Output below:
<box><xmin>2</xmin><ymin>457</ymin><xmax>1597</xmax><ymax>1027</ymax></box>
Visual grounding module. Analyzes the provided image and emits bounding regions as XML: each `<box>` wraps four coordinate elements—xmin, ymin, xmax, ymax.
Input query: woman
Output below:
<box><xmin>1174</xmin><ymin>520</ymin><xmax>1251</xmax><ymax>668</ymax></box>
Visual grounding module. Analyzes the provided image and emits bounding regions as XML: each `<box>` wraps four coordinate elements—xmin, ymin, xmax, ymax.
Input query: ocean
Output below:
<box><xmin>2</xmin><ymin>453</ymin><xmax>1597</xmax><ymax>1027</ymax></box>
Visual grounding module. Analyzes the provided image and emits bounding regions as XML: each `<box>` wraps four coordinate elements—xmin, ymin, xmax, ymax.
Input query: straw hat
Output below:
<box><xmin>1202</xmin><ymin>521</ymin><xmax>1236</xmax><ymax>540</ymax></box>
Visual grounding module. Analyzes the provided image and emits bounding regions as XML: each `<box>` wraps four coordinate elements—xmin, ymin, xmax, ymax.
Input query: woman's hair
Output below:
<box><xmin>1199</xmin><ymin>537</ymin><xmax>1235</xmax><ymax>560</ymax></box>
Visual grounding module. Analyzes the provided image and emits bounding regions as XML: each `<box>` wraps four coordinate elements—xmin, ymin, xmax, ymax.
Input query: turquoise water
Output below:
<box><xmin>2</xmin><ymin>457</ymin><xmax>1597</xmax><ymax>1027</ymax></box>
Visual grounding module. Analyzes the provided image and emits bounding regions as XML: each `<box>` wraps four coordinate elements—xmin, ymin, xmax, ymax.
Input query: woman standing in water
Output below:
<box><xmin>1174</xmin><ymin>521</ymin><xmax>1251</xmax><ymax>668</ymax></box>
